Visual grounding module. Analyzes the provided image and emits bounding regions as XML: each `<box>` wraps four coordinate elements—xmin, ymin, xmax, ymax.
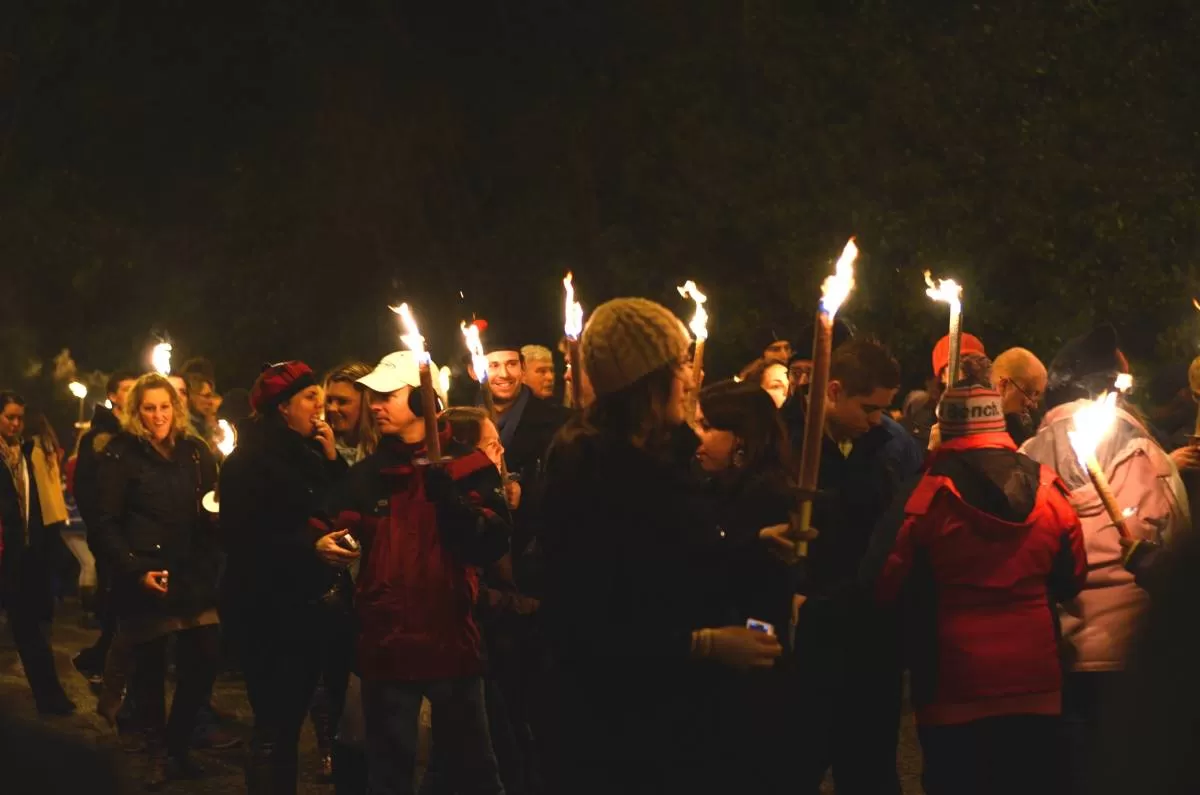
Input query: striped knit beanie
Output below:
<box><xmin>937</xmin><ymin>383</ymin><xmax>1006</xmax><ymax>439</ymax></box>
<box><xmin>582</xmin><ymin>298</ymin><xmax>691</xmax><ymax>397</ymax></box>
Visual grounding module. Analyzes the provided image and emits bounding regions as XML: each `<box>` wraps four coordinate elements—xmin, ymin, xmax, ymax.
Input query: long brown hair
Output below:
<box><xmin>324</xmin><ymin>361</ymin><xmax>379</xmax><ymax>456</ymax></box>
<box><xmin>698</xmin><ymin>380</ymin><xmax>791</xmax><ymax>481</ymax></box>
<box><xmin>122</xmin><ymin>373</ymin><xmax>194</xmax><ymax>445</ymax></box>
<box><xmin>558</xmin><ymin>363</ymin><xmax>680</xmax><ymax>455</ymax></box>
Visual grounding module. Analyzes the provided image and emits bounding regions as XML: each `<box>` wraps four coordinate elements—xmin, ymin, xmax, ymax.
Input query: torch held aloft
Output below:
<box><xmin>418</xmin><ymin>362</ymin><xmax>442</xmax><ymax>463</ymax></box>
<box><xmin>794</xmin><ymin>309</ymin><xmax>835</xmax><ymax>556</ymax></box>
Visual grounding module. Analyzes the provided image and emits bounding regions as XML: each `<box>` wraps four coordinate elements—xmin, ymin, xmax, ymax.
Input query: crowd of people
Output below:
<box><xmin>1</xmin><ymin>300</ymin><xmax>1199</xmax><ymax>795</ymax></box>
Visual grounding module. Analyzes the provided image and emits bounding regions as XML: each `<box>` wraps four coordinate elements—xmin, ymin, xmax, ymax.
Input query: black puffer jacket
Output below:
<box><xmin>93</xmin><ymin>432</ymin><xmax>220</xmax><ymax>619</ymax></box>
<box><xmin>218</xmin><ymin>417</ymin><xmax>348</xmax><ymax>622</ymax></box>
<box><xmin>74</xmin><ymin>404</ymin><xmax>121</xmax><ymax>535</ymax></box>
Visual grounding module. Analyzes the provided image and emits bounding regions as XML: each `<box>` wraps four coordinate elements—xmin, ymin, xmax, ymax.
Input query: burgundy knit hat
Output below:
<box><xmin>937</xmin><ymin>383</ymin><xmax>1007</xmax><ymax>440</ymax></box>
<box><xmin>250</xmin><ymin>361</ymin><xmax>318</xmax><ymax>414</ymax></box>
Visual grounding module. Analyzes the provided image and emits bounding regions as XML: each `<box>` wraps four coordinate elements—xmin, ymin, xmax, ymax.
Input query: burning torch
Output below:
<box><xmin>151</xmin><ymin>342</ymin><xmax>173</xmax><ymax>377</ymax></box>
<box><xmin>563</xmin><ymin>273</ymin><xmax>585</xmax><ymax>409</ymax></box>
<box><xmin>68</xmin><ymin>381</ymin><xmax>88</xmax><ymax>428</ymax></box>
<box><xmin>1068</xmin><ymin>391</ymin><xmax>1130</xmax><ymax>539</ymax></box>
<box><xmin>677</xmin><ymin>280</ymin><xmax>709</xmax><ymax>402</ymax></box>
<box><xmin>925</xmin><ymin>272</ymin><xmax>963</xmax><ymax>386</ymax></box>
<box><xmin>391</xmin><ymin>303</ymin><xmax>443</xmax><ymax>463</ymax></box>
<box><xmin>462</xmin><ymin>320</ymin><xmax>511</xmax><ymax>481</ymax></box>
<box><xmin>794</xmin><ymin>238</ymin><xmax>858</xmax><ymax>556</ymax></box>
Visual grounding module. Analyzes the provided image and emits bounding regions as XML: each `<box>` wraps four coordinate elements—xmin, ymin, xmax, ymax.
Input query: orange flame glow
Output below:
<box><xmin>564</xmin><ymin>273</ymin><xmax>584</xmax><ymax>340</ymax></box>
<box><xmin>389</xmin><ymin>303</ymin><xmax>429</xmax><ymax>364</ymax></box>
<box><xmin>821</xmin><ymin>239</ymin><xmax>858</xmax><ymax>317</ymax></box>
<box><xmin>1068</xmin><ymin>391</ymin><xmax>1119</xmax><ymax>467</ymax></box>
<box><xmin>676</xmin><ymin>280</ymin><xmax>709</xmax><ymax>341</ymax></box>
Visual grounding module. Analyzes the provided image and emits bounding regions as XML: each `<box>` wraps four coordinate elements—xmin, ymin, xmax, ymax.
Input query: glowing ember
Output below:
<box><xmin>390</xmin><ymin>304</ymin><xmax>429</xmax><ymax>364</ymax></box>
<box><xmin>821</xmin><ymin>239</ymin><xmax>858</xmax><ymax>316</ymax></box>
<box><xmin>676</xmin><ymin>280</ymin><xmax>709</xmax><ymax>341</ymax></box>
<box><xmin>1114</xmin><ymin>373</ymin><xmax>1133</xmax><ymax>392</ymax></box>
<box><xmin>564</xmin><ymin>273</ymin><xmax>585</xmax><ymax>340</ymax></box>
<box><xmin>1193</xmin><ymin>297</ymin><xmax>1200</xmax><ymax>312</ymax></box>
<box><xmin>461</xmin><ymin>322</ymin><xmax>489</xmax><ymax>384</ymax></box>
<box><xmin>1068</xmin><ymin>391</ymin><xmax>1119</xmax><ymax>467</ymax></box>
<box><xmin>215</xmin><ymin>418</ymin><xmax>237</xmax><ymax>457</ymax></box>
<box><xmin>151</xmin><ymin>342</ymin><xmax>173</xmax><ymax>376</ymax></box>
<box><xmin>68</xmin><ymin>381</ymin><xmax>87</xmax><ymax>400</ymax></box>
<box><xmin>924</xmin><ymin>271</ymin><xmax>963</xmax><ymax>311</ymax></box>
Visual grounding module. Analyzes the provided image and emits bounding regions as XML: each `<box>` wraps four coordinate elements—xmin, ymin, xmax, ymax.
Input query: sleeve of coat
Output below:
<box><xmin>1047</xmin><ymin>489</ymin><xmax>1088</xmax><ymax>603</ymax></box>
<box><xmin>436</xmin><ymin>466</ymin><xmax>511</xmax><ymax>567</ymax></box>
<box><xmin>92</xmin><ymin>446</ymin><xmax>151</xmax><ymax>579</ymax></box>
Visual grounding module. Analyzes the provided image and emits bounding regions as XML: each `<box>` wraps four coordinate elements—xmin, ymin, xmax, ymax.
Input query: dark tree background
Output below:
<box><xmin>4</xmin><ymin>0</ymin><xmax>1200</xmax><ymax>427</ymax></box>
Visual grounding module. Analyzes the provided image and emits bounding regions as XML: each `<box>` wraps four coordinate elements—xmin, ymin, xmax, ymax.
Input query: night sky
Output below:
<box><xmin>5</xmin><ymin>1</ymin><xmax>1200</xmax><ymax>418</ymax></box>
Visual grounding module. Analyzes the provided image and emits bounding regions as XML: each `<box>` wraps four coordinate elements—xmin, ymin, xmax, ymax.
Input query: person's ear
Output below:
<box><xmin>827</xmin><ymin>379</ymin><xmax>843</xmax><ymax>403</ymax></box>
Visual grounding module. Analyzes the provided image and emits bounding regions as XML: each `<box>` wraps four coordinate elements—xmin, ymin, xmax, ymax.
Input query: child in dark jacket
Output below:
<box><xmin>866</xmin><ymin>383</ymin><xmax>1088</xmax><ymax>795</ymax></box>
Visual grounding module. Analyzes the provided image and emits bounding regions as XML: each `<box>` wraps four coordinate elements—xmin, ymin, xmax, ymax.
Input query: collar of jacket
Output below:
<box><xmin>377</xmin><ymin>434</ymin><xmax>495</xmax><ymax>481</ymax></box>
<box><xmin>931</xmin><ymin>432</ymin><xmax>1017</xmax><ymax>460</ymax></box>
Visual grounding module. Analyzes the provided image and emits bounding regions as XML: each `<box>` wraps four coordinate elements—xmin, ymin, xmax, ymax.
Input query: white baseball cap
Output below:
<box><xmin>358</xmin><ymin>351</ymin><xmax>434</xmax><ymax>395</ymax></box>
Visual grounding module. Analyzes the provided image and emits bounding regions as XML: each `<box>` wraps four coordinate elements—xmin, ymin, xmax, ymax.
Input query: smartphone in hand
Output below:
<box><xmin>746</xmin><ymin>618</ymin><xmax>775</xmax><ymax>637</ymax></box>
<box><xmin>336</xmin><ymin>533</ymin><xmax>360</xmax><ymax>552</ymax></box>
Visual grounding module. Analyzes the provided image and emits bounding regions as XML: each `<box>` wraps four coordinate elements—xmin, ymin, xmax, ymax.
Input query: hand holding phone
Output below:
<box><xmin>746</xmin><ymin>618</ymin><xmax>776</xmax><ymax>637</ymax></box>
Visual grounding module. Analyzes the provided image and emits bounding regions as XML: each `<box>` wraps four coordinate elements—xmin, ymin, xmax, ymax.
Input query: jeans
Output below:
<box><xmin>919</xmin><ymin>714</ymin><xmax>1063</xmax><ymax>795</ymax></box>
<box><xmin>362</xmin><ymin>676</ymin><xmax>504</xmax><ymax>795</ymax></box>
<box><xmin>129</xmin><ymin>624</ymin><xmax>219</xmax><ymax>757</ymax></box>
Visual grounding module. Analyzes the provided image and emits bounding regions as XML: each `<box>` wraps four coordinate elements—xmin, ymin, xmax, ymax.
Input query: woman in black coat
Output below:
<box><xmin>694</xmin><ymin>380</ymin><xmax>801</xmax><ymax>795</ymax></box>
<box><xmin>538</xmin><ymin>298</ymin><xmax>795</xmax><ymax>795</ymax></box>
<box><xmin>218</xmin><ymin>361</ymin><xmax>352</xmax><ymax>795</ymax></box>
<box><xmin>93</xmin><ymin>374</ymin><xmax>221</xmax><ymax>788</ymax></box>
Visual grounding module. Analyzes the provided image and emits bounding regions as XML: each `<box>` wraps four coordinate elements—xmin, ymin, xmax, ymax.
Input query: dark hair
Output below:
<box><xmin>740</xmin><ymin>358</ymin><xmax>788</xmax><ymax>390</ymax></box>
<box><xmin>27</xmin><ymin>412</ymin><xmax>61</xmax><ymax>461</ymax></box>
<box><xmin>0</xmin><ymin>391</ymin><xmax>25</xmax><ymax>412</ymax></box>
<box><xmin>558</xmin><ymin>363</ymin><xmax>679</xmax><ymax>453</ymax></box>
<box><xmin>105</xmin><ymin>370</ymin><xmax>139</xmax><ymax>397</ymax></box>
<box><xmin>186</xmin><ymin>372</ymin><xmax>214</xmax><ymax>394</ymax></box>
<box><xmin>440</xmin><ymin>406</ymin><xmax>490</xmax><ymax>451</ymax></box>
<box><xmin>180</xmin><ymin>357</ymin><xmax>216</xmax><ymax>383</ymax></box>
<box><xmin>830</xmin><ymin>340</ymin><xmax>901</xmax><ymax>398</ymax></box>
<box><xmin>698</xmin><ymin>381</ymin><xmax>791</xmax><ymax>478</ymax></box>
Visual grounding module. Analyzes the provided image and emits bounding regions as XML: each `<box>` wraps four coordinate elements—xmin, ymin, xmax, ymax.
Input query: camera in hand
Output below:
<box><xmin>337</xmin><ymin>533</ymin><xmax>360</xmax><ymax>552</ymax></box>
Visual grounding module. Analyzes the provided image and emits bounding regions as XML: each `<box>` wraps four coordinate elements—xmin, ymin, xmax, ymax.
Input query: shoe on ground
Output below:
<box><xmin>72</xmin><ymin>650</ymin><xmax>104</xmax><ymax>685</ymax></box>
<box><xmin>192</xmin><ymin>725</ymin><xmax>242</xmax><ymax>750</ymax></box>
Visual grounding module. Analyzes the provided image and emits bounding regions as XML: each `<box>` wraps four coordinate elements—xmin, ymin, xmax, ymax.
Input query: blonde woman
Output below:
<box><xmin>93</xmin><ymin>373</ymin><xmax>220</xmax><ymax>788</ymax></box>
<box><xmin>323</xmin><ymin>362</ymin><xmax>379</xmax><ymax>465</ymax></box>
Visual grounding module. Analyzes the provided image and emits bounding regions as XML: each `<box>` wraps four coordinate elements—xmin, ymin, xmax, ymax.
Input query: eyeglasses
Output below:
<box><xmin>1006</xmin><ymin>378</ymin><xmax>1042</xmax><ymax>406</ymax></box>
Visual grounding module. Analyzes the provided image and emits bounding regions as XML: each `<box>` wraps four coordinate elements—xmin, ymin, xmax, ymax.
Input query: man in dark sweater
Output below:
<box><xmin>792</xmin><ymin>340</ymin><xmax>924</xmax><ymax>795</ymax></box>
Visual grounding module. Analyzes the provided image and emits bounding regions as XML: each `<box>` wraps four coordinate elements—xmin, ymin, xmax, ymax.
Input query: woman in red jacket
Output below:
<box><xmin>866</xmin><ymin>383</ymin><xmax>1088</xmax><ymax>795</ymax></box>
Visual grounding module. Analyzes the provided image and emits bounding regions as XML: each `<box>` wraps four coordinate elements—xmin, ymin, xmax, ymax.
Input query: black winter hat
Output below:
<box><xmin>1045</xmin><ymin>324</ymin><xmax>1126</xmax><ymax>410</ymax></box>
<box><xmin>473</xmin><ymin>319</ymin><xmax>523</xmax><ymax>358</ymax></box>
<box><xmin>792</xmin><ymin>318</ymin><xmax>856</xmax><ymax>364</ymax></box>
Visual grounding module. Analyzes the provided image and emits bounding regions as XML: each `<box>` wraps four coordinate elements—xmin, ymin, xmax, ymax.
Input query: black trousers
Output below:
<box><xmin>919</xmin><ymin>714</ymin><xmax>1063</xmax><ymax>795</ymax></box>
<box><xmin>129</xmin><ymin>624</ymin><xmax>220</xmax><ymax>757</ymax></box>
<box><xmin>237</xmin><ymin>608</ymin><xmax>353</xmax><ymax>794</ymax></box>
<box><xmin>4</xmin><ymin>547</ymin><xmax>69</xmax><ymax>711</ymax></box>
<box><xmin>791</xmin><ymin>601</ymin><xmax>903</xmax><ymax>795</ymax></box>
<box><xmin>1062</xmin><ymin>671</ymin><xmax>1125</xmax><ymax>795</ymax></box>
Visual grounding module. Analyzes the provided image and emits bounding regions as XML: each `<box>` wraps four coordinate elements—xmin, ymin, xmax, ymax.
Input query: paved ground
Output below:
<box><xmin>1</xmin><ymin>603</ymin><xmax>924</xmax><ymax>793</ymax></box>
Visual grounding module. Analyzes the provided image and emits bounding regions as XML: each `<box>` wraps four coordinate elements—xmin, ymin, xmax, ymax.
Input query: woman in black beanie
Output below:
<box><xmin>219</xmin><ymin>362</ymin><xmax>354</xmax><ymax>794</ymax></box>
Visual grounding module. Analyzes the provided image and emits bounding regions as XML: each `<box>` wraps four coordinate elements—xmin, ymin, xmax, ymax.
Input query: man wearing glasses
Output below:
<box><xmin>991</xmin><ymin>348</ymin><xmax>1048</xmax><ymax>446</ymax></box>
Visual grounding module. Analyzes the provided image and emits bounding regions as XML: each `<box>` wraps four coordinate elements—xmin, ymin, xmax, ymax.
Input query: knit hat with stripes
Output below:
<box><xmin>582</xmin><ymin>298</ymin><xmax>691</xmax><ymax>397</ymax></box>
<box><xmin>937</xmin><ymin>383</ymin><xmax>1007</xmax><ymax>439</ymax></box>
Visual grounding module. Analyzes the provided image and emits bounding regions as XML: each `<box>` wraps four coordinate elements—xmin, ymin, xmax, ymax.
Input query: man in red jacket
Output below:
<box><xmin>865</xmin><ymin>382</ymin><xmax>1087</xmax><ymax>795</ymax></box>
<box><xmin>316</xmin><ymin>351</ymin><xmax>510</xmax><ymax>795</ymax></box>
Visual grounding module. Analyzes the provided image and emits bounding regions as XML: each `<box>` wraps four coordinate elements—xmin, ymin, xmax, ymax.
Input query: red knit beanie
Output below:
<box><xmin>932</xmin><ymin>333</ymin><xmax>987</xmax><ymax>378</ymax></box>
<box><xmin>250</xmin><ymin>361</ymin><xmax>317</xmax><ymax>414</ymax></box>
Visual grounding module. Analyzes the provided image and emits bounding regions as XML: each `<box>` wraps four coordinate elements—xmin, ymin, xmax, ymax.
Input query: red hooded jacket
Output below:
<box><xmin>321</xmin><ymin>433</ymin><xmax>510</xmax><ymax>682</ymax></box>
<box><xmin>874</xmin><ymin>432</ymin><xmax>1087</xmax><ymax>726</ymax></box>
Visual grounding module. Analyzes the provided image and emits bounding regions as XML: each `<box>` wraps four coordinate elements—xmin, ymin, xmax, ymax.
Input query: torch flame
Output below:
<box><xmin>1067</xmin><ymin>391</ymin><xmax>1119</xmax><ymax>468</ymax></box>
<box><xmin>461</xmin><ymin>322</ymin><xmax>489</xmax><ymax>384</ymax></box>
<box><xmin>151</xmin><ymin>342</ymin><xmax>173</xmax><ymax>376</ymax></box>
<box><xmin>820</xmin><ymin>238</ymin><xmax>858</xmax><ymax>317</ymax></box>
<box><xmin>438</xmin><ymin>366</ymin><xmax>451</xmax><ymax>398</ymax></box>
<box><xmin>1114</xmin><ymin>373</ymin><xmax>1133</xmax><ymax>393</ymax></box>
<box><xmin>564</xmin><ymin>273</ymin><xmax>584</xmax><ymax>340</ymax></box>
<box><xmin>390</xmin><ymin>304</ymin><xmax>429</xmax><ymax>364</ymax></box>
<box><xmin>676</xmin><ymin>280</ymin><xmax>709</xmax><ymax>341</ymax></box>
<box><xmin>1193</xmin><ymin>297</ymin><xmax>1200</xmax><ymax>312</ymax></box>
<box><xmin>68</xmin><ymin>381</ymin><xmax>87</xmax><ymax>400</ymax></box>
<box><xmin>924</xmin><ymin>271</ymin><xmax>963</xmax><ymax>311</ymax></box>
<box><xmin>215</xmin><ymin>418</ymin><xmax>237</xmax><ymax>457</ymax></box>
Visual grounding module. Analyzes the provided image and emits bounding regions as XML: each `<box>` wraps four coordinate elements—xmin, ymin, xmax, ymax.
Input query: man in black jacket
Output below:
<box><xmin>72</xmin><ymin>370</ymin><xmax>138</xmax><ymax>682</ymax></box>
<box><xmin>791</xmin><ymin>341</ymin><xmax>924</xmax><ymax>795</ymax></box>
<box><xmin>481</xmin><ymin>338</ymin><xmax>569</xmax><ymax>563</ymax></box>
